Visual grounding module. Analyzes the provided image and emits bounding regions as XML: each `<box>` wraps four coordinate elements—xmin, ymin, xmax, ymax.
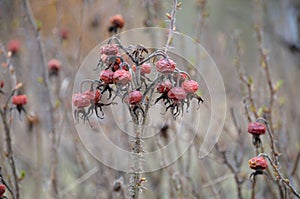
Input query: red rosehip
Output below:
<box><xmin>155</xmin><ymin>58</ymin><xmax>176</xmax><ymax>73</ymax></box>
<box><xmin>48</xmin><ymin>59</ymin><xmax>61</xmax><ymax>75</ymax></box>
<box><xmin>168</xmin><ymin>87</ymin><xmax>187</xmax><ymax>100</ymax></box>
<box><xmin>140</xmin><ymin>63</ymin><xmax>151</xmax><ymax>75</ymax></box>
<box><xmin>113</xmin><ymin>69</ymin><xmax>132</xmax><ymax>85</ymax></box>
<box><xmin>7</xmin><ymin>39</ymin><xmax>21</xmax><ymax>54</ymax></box>
<box><xmin>0</xmin><ymin>80</ymin><xmax>4</xmax><ymax>88</ymax></box>
<box><xmin>157</xmin><ymin>80</ymin><xmax>172</xmax><ymax>93</ymax></box>
<box><xmin>248</xmin><ymin>156</ymin><xmax>268</xmax><ymax>170</ymax></box>
<box><xmin>12</xmin><ymin>95</ymin><xmax>28</xmax><ymax>106</ymax></box>
<box><xmin>72</xmin><ymin>93</ymin><xmax>91</xmax><ymax>108</ymax></box>
<box><xmin>0</xmin><ymin>184</ymin><xmax>5</xmax><ymax>197</ymax></box>
<box><xmin>248</xmin><ymin>122</ymin><xmax>266</xmax><ymax>135</ymax></box>
<box><xmin>100</xmin><ymin>44</ymin><xmax>119</xmax><ymax>55</ymax></box>
<box><xmin>84</xmin><ymin>90</ymin><xmax>101</xmax><ymax>104</ymax></box>
<box><xmin>59</xmin><ymin>28</ymin><xmax>69</xmax><ymax>40</ymax></box>
<box><xmin>128</xmin><ymin>90</ymin><xmax>143</xmax><ymax>104</ymax></box>
<box><xmin>182</xmin><ymin>80</ymin><xmax>199</xmax><ymax>93</ymax></box>
<box><xmin>100</xmin><ymin>69</ymin><xmax>114</xmax><ymax>84</ymax></box>
<box><xmin>110</xmin><ymin>14</ymin><xmax>125</xmax><ymax>29</ymax></box>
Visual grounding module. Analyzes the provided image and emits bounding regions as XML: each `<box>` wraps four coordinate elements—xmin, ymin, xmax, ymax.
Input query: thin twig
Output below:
<box><xmin>259</xmin><ymin>153</ymin><xmax>300</xmax><ymax>198</ymax></box>
<box><xmin>165</xmin><ymin>0</ymin><xmax>178</xmax><ymax>52</ymax></box>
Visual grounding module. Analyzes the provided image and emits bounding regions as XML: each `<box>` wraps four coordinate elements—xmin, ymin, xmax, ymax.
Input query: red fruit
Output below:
<box><xmin>248</xmin><ymin>157</ymin><xmax>268</xmax><ymax>170</ymax></box>
<box><xmin>0</xmin><ymin>80</ymin><xmax>4</xmax><ymax>88</ymax></box>
<box><xmin>7</xmin><ymin>39</ymin><xmax>20</xmax><ymax>54</ymax></box>
<box><xmin>140</xmin><ymin>63</ymin><xmax>151</xmax><ymax>75</ymax></box>
<box><xmin>128</xmin><ymin>90</ymin><xmax>143</xmax><ymax>104</ymax></box>
<box><xmin>113</xmin><ymin>69</ymin><xmax>132</xmax><ymax>85</ymax></box>
<box><xmin>157</xmin><ymin>80</ymin><xmax>172</xmax><ymax>93</ymax></box>
<box><xmin>0</xmin><ymin>184</ymin><xmax>5</xmax><ymax>197</ymax></box>
<box><xmin>100</xmin><ymin>70</ymin><xmax>114</xmax><ymax>84</ymax></box>
<box><xmin>168</xmin><ymin>87</ymin><xmax>187</xmax><ymax>100</ymax></box>
<box><xmin>248</xmin><ymin>122</ymin><xmax>266</xmax><ymax>135</ymax></box>
<box><xmin>182</xmin><ymin>80</ymin><xmax>199</xmax><ymax>93</ymax></box>
<box><xmin>100</xmin><ymin>44</ymin><xmax>118</xmax><ymax>55</ymax></box>
<box><xmin>110</xmin><ymin>14</ymin><xmax>125</xmax><ymax>29</ymax></box>
<box><xmin>84</xmin><ymin>90</ymin><xmax>101</xmax><ymax>104</ymax></box>
<box><xmin>72</xmin><ymin>93</ymin><xmax>91</xmax><ymax>108</ymax></box>
<box><xmin>12</xmin><ymin>95</ymin><xmax>28</xmax><ymax>106</ymax></box>
<box><xmin>48</xmin><ymin>59</ymin><xmax>61</xmax><ymax>74</ymax></box>
<box><xmin>155</xmin><ymin>58</ymin><xmax>176</xmax><ymax>73</ymax></box>
<box><xmin>59</xmin><ymin>28</ymin><xmax>69</xmax><ymax>40</ymax></box>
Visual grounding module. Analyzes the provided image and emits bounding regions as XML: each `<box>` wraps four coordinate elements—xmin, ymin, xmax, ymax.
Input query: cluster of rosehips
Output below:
<box><xmin>72</xmin><ymin>37</ymin><xmax>203</xmax><ymax>122</ymax></box>
<box><xmin>247</xmin><ymin>121</ymin><xmax>268</xmax><ymax>181</ymax></box>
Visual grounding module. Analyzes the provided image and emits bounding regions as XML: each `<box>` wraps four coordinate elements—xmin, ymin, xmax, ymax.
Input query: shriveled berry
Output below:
<box><xmin>182</xmin><ymin>80</ymin><xmax>198</xmax><ymax>93</ymax></box>
<box><xmin>59</xmin><ymin>28</ymin><xmax>69</xmax><ymax>40</ymax></box>
<box><xmin>248</xmin><ymin>156</ymin><xmax>268</xmax><ymax>170</ymax></box>
<box><xmin>155</xmin><ymin>58</ymin><xmax>176</xmax><ymax>73</ymax></box>
<box><xmin>72</xmin><ymin>93</ymin><xmax>91</xmax><ymax>108</ymax></box>
<box><xmin>7</xmin><ymin>39</ymin><xmax>20</xmax><ymax>54</ymax></box>
<box><xmin>128</xmin><ymin>90</ymin><xmax>143</xmax><ymax>104</ymax></box>
<box><xmin>168</xmin><ymin>87</ymin><xmax>187</xmax><ymax>100</ymax></box>
<box><xmin>157</xmin><ymin>80</ymin><xmax>172</xmax><ymax>93</ymax></box>
<box><xmin>140</xmin><ymin>63</ymin><xmax>151</xmax><ymax>75</ymax></box>
<box><xmin>113</xmin><ymin>69</ymin><xmax>132</xmax><ymax>85</ymax></box>
<box><xmin>84</xmin><ymin>90</ymin><xmax>101</xmax><ymax>104</ymax></box>
<box><xmin>100</xmin><ymin>44</ymin><xmax>118</xmax><ymax>55</ymax></box>
<box><xmin>12</xmin><ymin>95</ymin><xmax>28</xmax><ymax>106</ymax></box>
<box><xmin>248</xmin><ymin>122</ymin><xmax>266</xmax><ymax>135</ymax></box>
<box><xmin>100</xmin><ymin>69</ymin><xmax>114</xmax><ymax>84</ymax></box>
<box><xmin>0</xmin><ymin>184</ymin><xmax>5</xmax><ymax>197</ymax></box>
<box><xmin>109</xmin><ymin>14</ymin><xmax>125</xmax><ymax>29</ymax></box>
<box><xmin>48</xmin><ymin>59</ymin><xmax>61</xmax><ymax>76</ymax></box>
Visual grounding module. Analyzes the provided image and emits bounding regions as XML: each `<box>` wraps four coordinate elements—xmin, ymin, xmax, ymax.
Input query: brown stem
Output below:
<box><xmin>165</xmin><ymin>0</ymin><xmax>178</xmax><ymax>52</ymax></box>
<box><xmin>251</xmin><ymin>180</ymin><xmax>256</xmax><ymax>199</ymax></box>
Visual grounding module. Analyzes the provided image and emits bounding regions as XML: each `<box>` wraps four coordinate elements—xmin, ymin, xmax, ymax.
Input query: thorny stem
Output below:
<box><xmin>258</xmin><ymin>153</ymin><xmax>300</xmax><ymax>198</ymax></box>
<box><xmin>23</xmin><ymin>0</ymin><xmax>59</xmax><ymax>196</ymax></box>
<box><xmin>165</xmin><ymin>0</ymin><xmax>178</xmax><ymax>52</ymax></box>
<box><xmin>0</xmin><ymin>45</ymin><xmax>20</xmax><ymax>199</ymax></box>
<box><xmin>234</xmin><ymin>35</ymin><xmax>258</xmax><ymax>119</ymax></box>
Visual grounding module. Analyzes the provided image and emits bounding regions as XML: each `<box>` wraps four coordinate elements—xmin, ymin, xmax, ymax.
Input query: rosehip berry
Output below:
<box><xmin>7</xmin><ymin>39</ymin><xmax>20</xmax><ymax>54</ymax></box>
<box><xmin>248</xmin><ymin>122</ymin><xmax>266</xmax><ymax>136</ymax></box>
<box><xmin>157</xmin><ymin>80</ymin><xmax>172</xmax><ymax>93</ymax></box>
<box><xmin>140</xmin><ymin>63</ymin><xmax>151</xmax><ymax>75</ymax></box>
<box><xmin>168</xmin><ymin>87</ymin><xmax>187</xmax><ymax>100</ymax></box>
<box><xmin>182</xmin><ymin>80</ymin><xmax>199</xmax><ymax>93</ymax></box>
<box><xmin>155</xmin><ymin>58</ymin><xmax>176</xmax><ymax>73</ymax></box>
<box><xmin>113</xmin><ymin>69</ymin><xmax>132</xmax><ymax>85</ymax></box>
<box><xmin>100</xmin><ymin>44</ymin><xmax>119</xmax><ymax>55</ymax></box>
<box><xmin>0</xmin><ymin>80</ymin><xmax>4</xmax><ymax>88</ymax></box>
<box><xmin>12</xmin><ymin>95</ymin><xmax>28</xmax><ymax>106</ymax></box>
<box><xmin>84</xmin><ymin>90</ymin><xmax>101</xmax><ymax>104</ymax></box>
<box><xmin>248</xmin><ymin>156</ymin><xmax>268</xmax><ymax>170</ymax></box>
<box><xmin>72</xmin><ymin>93</ymin><xmax>91</xmax><ymax>108</ymax></box>
<box><xmin>128</xmin><ymin>90</ymin><xmax>143</xmax><ymax>104</ymax></box>
<box><xmin>0</xmin><ymin>184</ymin><xmax>5</xmax><ymax>197</ymax></box>
<box><xmin>100</xmin><ymin>69</ymin><xmax>114</xmax><ymax>84</ymax></box>
<box><xmin>109</xmin><ymin>14</ymin><xmax>125</xmax><ymax>29</ymax></box>
<box><xmin>59</xmin><ymin>28</ymin><xmax>69</xmax><ymax>40</ymax></box>
<box><xmin>48</xmin><ymin>59</ymin><xmax>61</xmax><ymax>76</ymax></box>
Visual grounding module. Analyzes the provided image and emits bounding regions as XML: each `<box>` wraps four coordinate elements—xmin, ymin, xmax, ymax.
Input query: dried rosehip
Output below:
<box><xmin>140</xmin><ymin>63</ymin><xmax>151</xmax><ymax>75</ymax></box>
<box><xmin>100</xmin><ymin>44</ymin><xmax>119</xmax><ymax>55</ymax></box>
<box><xmin>48</xmin><ymin>59</ymin><xmax>61</xmax><ymax>76</ymax></box>
<box><xmin>182</xmin><ymin>80</ymin><xmax>199</xmax><ymax>93</ymax></box>
<box><xmin>12</xmin><ymin>95</ymin><xmax>28</xmax><ymax>106</ymax></box>
<box><xmin>113</xmin><ymin>69</ymin><xmax>132</xmax><ymax>85</ymax></box>
<box><xmin>84</xmin><ymin>90</ymin><xmax>101</xmax><ymax>104</ymax></box>
<box><xmin>72</xmin><ymin>93</ymin><xmax>91</xmax><ymax>108</ymax></box>
<box><xmin>248</xmin><ymin>122</ymin><xmax>266</xmax><ymax>135</ymax></box>
<box><xmin>168</xmin><ymin>87</ymin><xmax>187</xmax><ymax>100</ymax></box>
<box><xmin>155</xmin><ymin>58</ymin><xmax>176</xmax><ymax>73</ymax></box>
<box><xmin>100</xmin><ymin>69</ymin><xmax>114</xmax><ymax>84</ymax></box>
<box><xmin>128</xmin><ymin>90</ymin><xmax>143</xmax><ymax>104</ymax></box>
<box><xmin>109</xmin><ymin>14</ymin><xmax>125</xmax><ymax>29</ymax></box>
<box><xmin>248</xmin><ymin>122</ymin><xmax>266</xmax><ymax>147</ymax></box>
<box><xmin>157</xmin><ymin>80</ymin><xmax>172</xmax><ymax>93</ymax></box>
<box><xmin>0</xmin><ymin>184</ymin><xmax>5</xmax><ymax>197</ymax></box>
<box><xmin>59</xmin><ymin>28</ymin><xmax>69</xmax><ymax>40</ymax></box>
<box><xmin>7</xmin><ymin>39</ymin><xmax>20</xmax><ymax>54</ymax></box>
<box><xmin>248</xmin><ymin>156</ymin><xmax>268</xmax><ymax>170</ymax></box>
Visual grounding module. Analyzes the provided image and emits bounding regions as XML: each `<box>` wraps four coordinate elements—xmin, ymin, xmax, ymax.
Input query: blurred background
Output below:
<box><xmin>0</xmin><ymin>0</ymin><xmax>300</xmax><ymax>198</ymax></box>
